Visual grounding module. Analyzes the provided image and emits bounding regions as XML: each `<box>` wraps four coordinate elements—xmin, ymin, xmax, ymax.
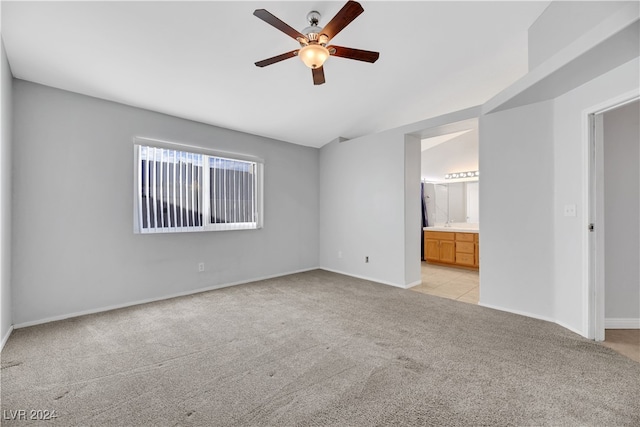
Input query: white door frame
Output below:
<box><xmin>585</xmin><ymin>90</ymin><xmax>639</xmax><ymax>341</ymax></box>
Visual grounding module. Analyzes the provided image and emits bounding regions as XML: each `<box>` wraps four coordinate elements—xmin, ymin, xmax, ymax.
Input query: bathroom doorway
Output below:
<box><xmin>414</xmin><ymin>121</ymin><xmax>480</xmax><ymax>304</ymax></box>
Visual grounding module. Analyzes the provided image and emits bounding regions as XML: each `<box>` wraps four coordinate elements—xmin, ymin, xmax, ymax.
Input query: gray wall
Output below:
<box><xmin>317</xmin><ymin>109</ymin><xmax>479</xmax><ymax>290</ymax></box>
<box><xmin>528</xmin><ymin>1</ymin><xmax>631</xmax><ymax>70</ymax></box>
<box><xmin>1</xmin><ymin>38</ymin><xmax>13</xmax><ymax>344</ymax></box>
<box><xmin>319</xmin><ymin>132</ymin><xmax>408</xmax><ymax>287</ymax></box>
<box><xmin>12</xmin><ymin>80</ymin><xmax>319</xmax><ymax>326</ymax></box>
<box><xmin>404</xmin><ymin>135</ymin><xmax>421</xmax><ymax>287</ymax></box>
<box><xmin>479</xmin><ymin>58</ymin><xmax>639</xmax><ymax>334</ymax></box>
<box><xmin>318</xmin><ymin>128</ymin><xmax>421</xmax><ymax>289</ymax></box>
<box><xmin>479</xmin><ymin>99</ymin><xmax>556</xmax><ymax>319</ymax></box>
<box><xmin>552</xmin><ymin>58</ymin><xmax>639</xmax><ymax>334</ymax></box>
<box><xmin>604</xmin><ymin>100</ymin><xmax>640</xmax><ymax>320</ymax></box>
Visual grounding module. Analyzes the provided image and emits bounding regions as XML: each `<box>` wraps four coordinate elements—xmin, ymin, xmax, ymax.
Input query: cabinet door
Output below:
<box><xmin>475</xmin><ymin>243</ymin><xmax>479</xmax><ymax>266</ymax></box>
<box><xmin>425</xmin><ymin>239</ymin><xmax>440</xmax><ymax>261</ymax></box>
<box><xmin>440</xmin><ymin>241</ymin><xmax>456</xmax><ymax>263</ymax></box>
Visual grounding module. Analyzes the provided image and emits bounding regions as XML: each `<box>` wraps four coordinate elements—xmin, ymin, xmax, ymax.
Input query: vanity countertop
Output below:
<box><xmin>424</xmin><ymin>226</ymin><xmax>479</xmax><ymax>233</ymax></box>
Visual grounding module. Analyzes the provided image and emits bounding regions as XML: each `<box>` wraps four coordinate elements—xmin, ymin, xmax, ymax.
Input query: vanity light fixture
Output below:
<box><xmin>445</xmin><ymin>170</ymin><xmax>479</xmax><ymax>180</ymax></box>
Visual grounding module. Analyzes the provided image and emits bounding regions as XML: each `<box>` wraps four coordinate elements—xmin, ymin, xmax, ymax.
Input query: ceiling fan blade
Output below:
<box><xmin>255</xmin><ymin>50</ymin><xmax>298</xmax><ymax>68</ymax></box>
<box><xmin>253</xmin><ymin>9</ymin><xmax>306</xmax><ymax>41</ymax></box>
<box><xmin>328</xmin><ymin>45</ymin><xmax>379</xmax><ymax>63</ymax></box>
<box><xmin>321</xmin><ymin>1</ymin><xmax>364</xmax><ymax>41</ymax></box>
<box><xmin>312</xmin><ymin>67</ymin><xmax>326</xmax><ymax>85</ymax></box>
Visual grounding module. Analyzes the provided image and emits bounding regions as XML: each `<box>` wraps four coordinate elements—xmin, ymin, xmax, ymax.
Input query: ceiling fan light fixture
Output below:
<box><xmin>299</xmin><ymin>44</ymin><xmax>330</xmax><ymax>69</ymax></box>
<box><xmin>253</xmin><ymin>1</ymin><xmax>377</xmax><ymax>84</ymax></box>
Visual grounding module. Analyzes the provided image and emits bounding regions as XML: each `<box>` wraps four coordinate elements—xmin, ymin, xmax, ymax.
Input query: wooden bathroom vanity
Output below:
<box><xmin>424</xmin><ymin>229</ymin><xmax>479</xmax><ymax>270</ymax></box>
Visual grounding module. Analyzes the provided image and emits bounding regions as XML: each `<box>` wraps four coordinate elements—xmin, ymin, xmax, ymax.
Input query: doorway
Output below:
<box><xmin>414</xmin><ymin>121</ymin><xmax>480</xmax><ymax>304</ymax></box>
<box><xmin>588</xmin><ymin>96</ymin><xmax>639</xmax><ymax>342</ymax></box>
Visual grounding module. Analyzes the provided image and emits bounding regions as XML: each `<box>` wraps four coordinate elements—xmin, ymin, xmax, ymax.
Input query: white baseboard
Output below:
<box><xmin>319</xmin><ymin>267</ymin><xmax>412</xmax><ymax>289</ymax></box>
<box><xmin>478</xmin><ymin>302</ymin><xmax>556</xmax><ymax>324</ymax></box>
<box><xmin>605</xmin><ymin>318</ymin><xmax>640</xmax><ymax>329</ymax></box>
<box><xmin>13</xmin><ymin>267</ymin><xmax>320</xmax><ymax>329</ymax></box>
<box><xmin>1</xmin><ymin>325</ymin><xmax>14</xmax><ymax>353</ymax></box>
<box><xmin>478</xmin><ymin>302</ymin><xmax>586</xmax><ymax>337</ymax></box>
<box><xmin>554</xmin><ymin>319</ymin><xmax>586</xmax><ymax>337</ymax></box>
<box><xmin>405</xmin><ymin>279</ymin><xmax>422</xmax><ymax>289</ymax></box>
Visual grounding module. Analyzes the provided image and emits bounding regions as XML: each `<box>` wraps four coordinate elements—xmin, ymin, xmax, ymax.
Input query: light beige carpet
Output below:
<box><xmin>2</xmin><ymin>270</ymin><xmax>639</xmax><ymax>426</ymax></box>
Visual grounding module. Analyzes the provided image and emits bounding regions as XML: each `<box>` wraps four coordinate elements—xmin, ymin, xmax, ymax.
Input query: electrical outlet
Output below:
<box><xmin>365</xmin><ymin>256</ymin><xmax>369</xmax><ymax>263</ymax></box>
<box><xmin>198</xmin><ymin>262</ymin><xmax>205</xmax><ymax>272</ymax></box>
<box><xmin>564</xmin><ymin>204</ymin><xmax>576</xmax><ymax>217</ymax></box>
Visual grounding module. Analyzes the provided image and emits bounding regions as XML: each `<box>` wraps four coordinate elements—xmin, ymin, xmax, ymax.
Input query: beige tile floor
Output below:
<box><xmin>411</xmin><ymin>262</ymin><xmax>479</xmax><ymax>304</ymax></box>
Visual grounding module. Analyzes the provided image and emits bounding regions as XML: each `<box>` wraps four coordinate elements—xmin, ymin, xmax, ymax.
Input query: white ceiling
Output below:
<box><xmin>421</xmin><ymin>129</ymin><xmax>472</xmax><ymax>152</ymax></box>
<box><xmin>1</xmin><ymin>1</ymin><xmax>550</xmax><ymax>148</ymax></box>
<box><xmin>421</xmin><ymin>127</ymin><xmax>478</xmax><ymax>182</ymax></box>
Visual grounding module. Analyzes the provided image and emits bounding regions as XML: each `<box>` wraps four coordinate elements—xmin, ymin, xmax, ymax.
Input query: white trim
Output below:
<box><xmin>1</xmin><ymin>325</ymin><xmax>13</xmax><ymax>353</ymax></box>
<box><xmin>133</xmin><ymin>136</ymin><xmax>264</xmax><ymax>164</ymax></box>
<box><xmin>555</xmin><ymin>319</ymin><xmax>587</xmax><ymax>338</ymax></box>
<box><xmin>133</xmin><ymin>142</ymin><xmax>264</xmax><ymax>234</ymax></box>
<box><xmin>584</xmin><ymin>90</ymin><xmax>640</xmax><ymax>341</ymax></box>
<box><xmin>588</xmin><ymin>91</ymin><xmax>640</xmax><ymax>116</ymax></box>
<box><xmin>13</xmin><ymin>267</ymin><xmax>319</xmax><ymax>329</ymax></box>
<box><xmin>605</xmin><ymin>318</ymin><xmax>640</xmax><ymax>329</ymax></box>
<box><xmin>479</xmin><ymin>302</ymin><xmax>557</xmax><ymax>324</ymax></box>
<box><xmin>319</xmin><ymin>267</ymin><xmax>412</xmax><ymax>289</ymax></box>
<box><xmin>479</xmin><ymin>302</ymin><xmax>584</xmax><ymax>337</ymax></box>
<box><xmin>405</xmin><ymin>279</ymin><xmax>422</xmax><ymax>289</ymax></box>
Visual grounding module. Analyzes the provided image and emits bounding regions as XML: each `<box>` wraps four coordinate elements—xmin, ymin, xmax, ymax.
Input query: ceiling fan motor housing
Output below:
<box><xmin>301</xmin><ymin>11</ymin><xmax>329</xmax><ymax>46</ymax></box>
<box><xmin>306</xmin><ymin>11</ymin><xmax>321</xmax><ymax>26</ymax></box>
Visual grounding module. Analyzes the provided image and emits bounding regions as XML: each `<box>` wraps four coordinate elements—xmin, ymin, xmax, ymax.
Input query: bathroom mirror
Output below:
<box><xmin>423</xmin><ymin>180</ymin><xmax>479</xmax><ymax>225</ymax></box>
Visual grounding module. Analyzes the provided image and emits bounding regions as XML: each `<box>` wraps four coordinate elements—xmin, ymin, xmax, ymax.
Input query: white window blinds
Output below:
<box><xmin>134</xmin><ymin>142</ymin><xmax>262</xmax><ymax>233</ymax></box>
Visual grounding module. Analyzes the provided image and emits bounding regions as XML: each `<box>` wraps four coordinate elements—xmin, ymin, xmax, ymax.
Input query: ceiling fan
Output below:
<box><xmin>253</xmin><ymin>0</ymin><xmax>379</xmax><ymax>85</ymax></box>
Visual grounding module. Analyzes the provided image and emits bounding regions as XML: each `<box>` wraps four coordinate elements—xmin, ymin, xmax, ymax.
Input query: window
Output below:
<box><xmin>134</xmin><ymin>139</ymin><xmax>263</xmax><ymax>233</ymax></box>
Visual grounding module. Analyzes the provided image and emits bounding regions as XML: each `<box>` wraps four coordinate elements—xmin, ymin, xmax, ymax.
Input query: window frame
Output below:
<box><xmin>133</xmin><ymin>137</ymin><xmax>264</xmax><ymax>234</ymax></box>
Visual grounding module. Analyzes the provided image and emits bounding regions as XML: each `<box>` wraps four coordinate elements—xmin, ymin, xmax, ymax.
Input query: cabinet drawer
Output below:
<box><xmin>456</xmin><ymin>252</ymin><xmax>475</xmax><ymax>266</ymax></box>
<box><xmin>456</xmin><ymin>242</ymin><xmax>474</xmax><ymax>254</ymax></box>
<box><xmin>425</xmin><ymin>231</ymin><xmax>455</xmax><ymax>241</ymax></box>
<box><xmin>455</xmin><ymin>233</ymin><xmax>475</xmax><ymax>242</ymax></box>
